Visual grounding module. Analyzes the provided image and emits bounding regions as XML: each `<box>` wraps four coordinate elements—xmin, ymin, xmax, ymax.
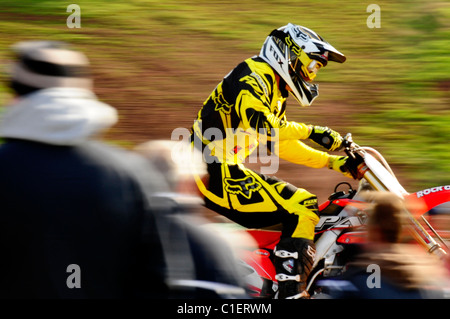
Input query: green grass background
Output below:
<box><xmin>0</xmin><ymin>0</ymin><xmax>449</xmax><ymax>190</ymax></box>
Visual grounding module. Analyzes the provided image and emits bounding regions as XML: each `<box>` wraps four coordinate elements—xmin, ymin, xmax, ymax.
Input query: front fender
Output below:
<box><xmin>405</xmin><ymin>185</ymin><xmax>450</xmax><ymax>216</ymax></box>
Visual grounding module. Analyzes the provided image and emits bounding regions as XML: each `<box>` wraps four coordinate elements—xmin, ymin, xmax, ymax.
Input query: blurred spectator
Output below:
<box><xmin>135</xmin><ymin>139</ymin><xmax>251</xmax><ymax>297</ymax></box>
<box><xmin>0</xmin><ymin>40</ymin><xmax>248</xmax><ymax>299</ymax></box>
<box><xmin>135</xmin><ymin>139</ymin><xmax>207</xmax><ymax>197</ymax></box>
<box><xmin>323</xmin><ymin>192</ymin><xmax>450</xmax><ymax>299</ymax></box>
<box><xmin>0</xmin><ymin>40</ymin><xmax>173</xmax><ymax>298</ymax></box>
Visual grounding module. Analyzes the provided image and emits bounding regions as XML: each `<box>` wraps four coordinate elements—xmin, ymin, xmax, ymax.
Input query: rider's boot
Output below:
<box><xmin>273</xmin><ymin>237</ymin><xmax>316</xmax><ymax>299</ymax></box>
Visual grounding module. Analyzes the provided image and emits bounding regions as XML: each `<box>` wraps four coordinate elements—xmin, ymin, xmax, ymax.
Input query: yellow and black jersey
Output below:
<box><xmin>192</xmin><ymin>56</ymin><xmax>329</xmax><ymax>168</ymax></box>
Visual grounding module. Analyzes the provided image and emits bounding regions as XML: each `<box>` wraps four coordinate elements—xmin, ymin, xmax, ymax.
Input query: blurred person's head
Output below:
<box><xmin>366</xmin><ymin>192</ymin><xmax>406</xmax><ymax>245</ymax></box>
<box><xmin>0</xmin><ymin>40</ymin><xmax>117</xmax><ymax>146</ymax></box>
<box><xmin>7</xmin><ymin>40</ymin><xmax>92</xmax><ymax>97</ymax></box>
<box><xmin>355</xmin><ymin>192</ymin><xmax>450</xmax><ymax>294</ymax></box>
<box><xmin>135</xmin><ymin>139</ymin><xmax>206</xmax><ymax>196</ymax></box>
<box><xmin>259</xmin><ymin>23</ymin><xmax>346</xmax><ymax>107</ymax></box>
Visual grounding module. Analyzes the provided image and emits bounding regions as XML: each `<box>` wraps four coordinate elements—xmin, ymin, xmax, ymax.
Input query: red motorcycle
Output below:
<box><xmin>237</xmin><ymin>134</ymin><xmax>450</xmax><ymax>298</ymax></box>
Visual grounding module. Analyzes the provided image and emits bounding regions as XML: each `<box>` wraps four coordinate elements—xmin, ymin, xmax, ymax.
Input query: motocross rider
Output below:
<box><xmin>190</xmin><ymin>23</ymin><xmax>353</xmax><ymax>298</ymax></box>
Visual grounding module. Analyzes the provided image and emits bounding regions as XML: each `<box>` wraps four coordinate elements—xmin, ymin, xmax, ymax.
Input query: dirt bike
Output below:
<box><xmin>237</xmin><ymin>134</ymin><xmax>450</xmax><ymax>298</ymax></box>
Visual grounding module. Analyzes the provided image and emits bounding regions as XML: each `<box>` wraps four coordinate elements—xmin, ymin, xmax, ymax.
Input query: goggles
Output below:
<box><xmin>289</xmin><ymin>50</ymin><xmax>327</xmax><ymax>82</ymax></box>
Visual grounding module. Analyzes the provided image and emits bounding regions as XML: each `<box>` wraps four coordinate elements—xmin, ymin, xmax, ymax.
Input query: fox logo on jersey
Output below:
<box><xmin>212</xmin><ymin>89</ymin><xmax>234</xmax><ymax>114</ymax></box>
<box><xmin>224</xmin><ymin>176</ymin><xmax>262</xmax><ymax>199</ymax></box>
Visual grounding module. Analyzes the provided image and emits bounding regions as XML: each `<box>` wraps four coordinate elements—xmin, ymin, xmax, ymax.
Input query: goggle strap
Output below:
<box><xmin>269</xmin><ymin>29</ymin><xmax>291</xmax><ymax>44</ymax></box>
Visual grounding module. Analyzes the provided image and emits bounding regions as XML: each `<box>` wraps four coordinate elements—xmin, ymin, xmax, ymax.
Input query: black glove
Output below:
<box><xmin>308</xmin><ymin>125</ymin><xmax>343</xmax><ymax>151</ymax></box>
<box><xmin>328</xmin><ymin>155</ymin><xmax>354</xmax><ymax>178</ymax></box>
<box><xmin>328</xmin><ymin>154</ymin><xmax>366</xmax><ymax>180</ymax></box>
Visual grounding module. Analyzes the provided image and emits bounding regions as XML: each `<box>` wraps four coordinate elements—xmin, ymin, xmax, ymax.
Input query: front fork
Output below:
<box><xmin>361</xmin><ymin>164</ymin><xmax>448</xmax><ymax>259</ymax></box>
<box><xmin>407</xmin><ymin>213</ymin><xmax>447</xmax><ymax>259</ymax></box>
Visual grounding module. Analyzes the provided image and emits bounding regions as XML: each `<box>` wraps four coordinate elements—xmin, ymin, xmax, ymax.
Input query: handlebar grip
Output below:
<box><xmin>344</xmin><ymin>150</ymin><xmax>365</xmax><ymax>180</ymax></box>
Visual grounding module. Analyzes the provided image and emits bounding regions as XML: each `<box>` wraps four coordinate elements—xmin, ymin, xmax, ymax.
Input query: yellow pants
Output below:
<box><xmin>196</xmin><ymin>162</ymin><xmax>320</xmax><ymax>240</ymax></box>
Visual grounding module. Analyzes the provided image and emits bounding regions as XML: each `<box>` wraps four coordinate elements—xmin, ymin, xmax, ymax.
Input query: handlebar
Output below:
<box><xmin>342</xmin><ymin>133</ymin><xmax>356</xmax><ymax>150</ymax></box>
<box><xmin>342</xmin><ymin>133</ymin><xmax>397</xmax><ymax>179</ymax></box>
<box><xmin>342</xmin><ymin>133</ymin><xmax>363</xmax><ymax>158</ymax></box>
<box><xmin>340</xmin><ymin>133</ymin><xmax>365</xmax><ymax>180</ymax></box>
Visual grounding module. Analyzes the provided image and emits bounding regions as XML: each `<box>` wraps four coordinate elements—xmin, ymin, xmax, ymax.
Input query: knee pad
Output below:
<box><xmin>289</xmin><ymin>190</ymin><xmax>320</xmax><ymax>217</ymax></box>
<box><xmin>282</xmin><ymin>191</ymin><xmax>320</xmax><ymax>239</ymax></box>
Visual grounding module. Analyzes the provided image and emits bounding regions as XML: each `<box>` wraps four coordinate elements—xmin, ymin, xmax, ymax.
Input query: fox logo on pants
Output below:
<box><xmin>224</xmin><ymin>176</ymin><xmax>262</xmax><ymax>199</ymax></box>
